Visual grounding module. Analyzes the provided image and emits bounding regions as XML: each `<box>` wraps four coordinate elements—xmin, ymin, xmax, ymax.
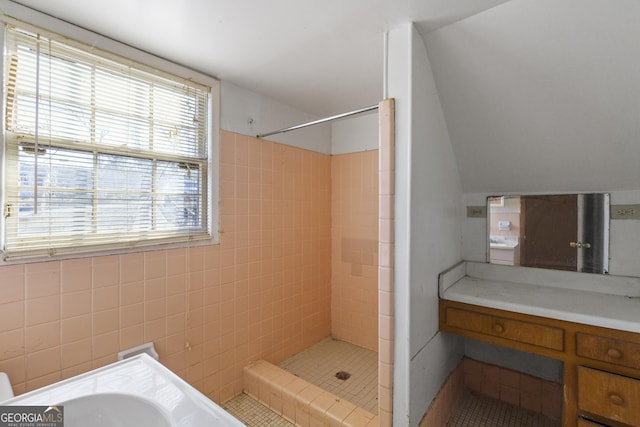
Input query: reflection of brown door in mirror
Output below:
<box><xmin>520</xmin><ymin>195</ymin><xmax>577</xmax><ymax>271</ymax></box>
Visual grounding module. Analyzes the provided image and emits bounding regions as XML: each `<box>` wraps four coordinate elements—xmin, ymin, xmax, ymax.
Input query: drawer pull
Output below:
<box><xmin>608</xmin><ymin>393</ymin><xmax>625</xmax><ymax>406</ymax></box>
<box><xmin>492</xmin><ymin>323</ymin><xmax>505</xmax><ymax>334</ymax></box>
<box><xmin>606</xmin><ymin>348</ymin><xmax>622</xmax><ymax>359</ymax></box>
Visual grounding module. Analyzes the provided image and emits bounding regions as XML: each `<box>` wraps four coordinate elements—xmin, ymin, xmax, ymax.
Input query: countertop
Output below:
<box><xmin>439</xmin><ymin>262</ymin><xmax>640</xmax><ymax>334</ymax></box>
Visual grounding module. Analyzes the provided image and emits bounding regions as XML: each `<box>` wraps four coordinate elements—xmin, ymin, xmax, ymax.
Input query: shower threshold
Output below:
<box><xmin>279</xmin><ymin>337</ymin><xmax>378</xmax><ymax>414</ymax></box>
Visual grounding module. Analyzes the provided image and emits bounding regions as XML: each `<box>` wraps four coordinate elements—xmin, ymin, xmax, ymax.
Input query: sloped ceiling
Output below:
<box><xmin>424</xmin><ymin>0</ymin><xmax>640</xmax><ymax>193</ymax></box>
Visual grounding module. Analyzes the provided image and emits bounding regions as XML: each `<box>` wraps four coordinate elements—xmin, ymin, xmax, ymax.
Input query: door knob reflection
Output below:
<box><xmin>569</xmin><ymin>242</ymin><xmax>591</xmax><ymax>249</ymax></box>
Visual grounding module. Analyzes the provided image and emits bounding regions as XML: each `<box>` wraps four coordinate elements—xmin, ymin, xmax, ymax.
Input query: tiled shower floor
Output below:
<box><xmin>278</xmin><ymin>337</ymin><xmax>378</xmax><ymax>413</ymax></box>
<box><xmin>224</xmin><ymin>337</ymin><xmax>377</xmax><ymax>426</ymax></box>
<box><xmin>446</xmin><ymin>391</ymin><xmax>560</xmax><ymax>427</ymax></box>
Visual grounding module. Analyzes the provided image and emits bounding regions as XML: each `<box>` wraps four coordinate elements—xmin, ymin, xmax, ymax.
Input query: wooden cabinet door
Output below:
<box><xmin>578</xmin><ymin>367</ymin><xmax>640</xmax><ymax>426</ymax></box>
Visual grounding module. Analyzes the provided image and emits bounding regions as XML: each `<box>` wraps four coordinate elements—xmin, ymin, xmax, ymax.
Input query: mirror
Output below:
<box><xmin>487</xmin><ymin>194</ymin><xmax>610</xmax><ymax>274</ymax></box>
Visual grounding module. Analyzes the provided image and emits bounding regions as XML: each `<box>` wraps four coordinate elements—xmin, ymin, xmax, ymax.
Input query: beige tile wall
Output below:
<box><xmin>378</xmin><ymin>99</ymin><xmax>395</xmax><ymax>427</ymax></box>
<box><xmin>463</xmin><ymin>358</ymin><xmax>562</xmax><ymax>420</ymax></box>
<box><xmin>331</xmin><ymin>150</ymin><xmax>379</xmax><ymax>351</ymax></box>
<box><xmin>0</xmin><ymin>130</ymin><xmax>333</xmax><ymax>404</ymax></box>
<box><xmin>420</xmin><ymin>358</ymin><xmax>562</xmax><ymax>425</ymax></box>
<box><xmin>419</xmin><ymin>360</ymin><xmax>465</xmax><ymax>427</ymax></box>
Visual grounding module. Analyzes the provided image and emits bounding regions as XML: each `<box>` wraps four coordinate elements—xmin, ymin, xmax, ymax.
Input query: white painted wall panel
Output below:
<box><xmin>331</xmin><ymin>112</ymin><xmax>378</xmax><ymax>155</ymax></box>
<box><xmin>388</xmin><ymin>23</ymin><xmax>464</xmax><ymax>427</ymax></box>
<box><xmin>221</xmin><ymin>81</ymin><xmax>332</xmax><ymax>154</ymax></box>
<box><xmin>387</xmin><ymin>22</ymin><xmax>412</xmax><ymax>427</ymax></box>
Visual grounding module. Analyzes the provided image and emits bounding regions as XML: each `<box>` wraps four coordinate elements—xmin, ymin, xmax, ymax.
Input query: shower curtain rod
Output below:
<box><xmin>257</xmin><ymin>104</ymin><xmax>379</xmax><ymax>138</ymax></box>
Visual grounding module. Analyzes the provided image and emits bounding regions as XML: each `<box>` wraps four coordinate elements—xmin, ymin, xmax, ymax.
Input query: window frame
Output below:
<box><xmin>0</xmin><ymin>12</ymin><xmax>220</xmax><ymax>264</ymax></box>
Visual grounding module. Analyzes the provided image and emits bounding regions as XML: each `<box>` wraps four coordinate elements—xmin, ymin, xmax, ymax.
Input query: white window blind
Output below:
<box><xmin>3</xmin><ymin>24</ymin><xmax>212</xmax><ymax>260</ymax></box>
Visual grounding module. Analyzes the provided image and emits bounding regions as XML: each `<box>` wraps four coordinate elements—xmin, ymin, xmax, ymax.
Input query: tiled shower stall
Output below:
<box><xmin>0</xmin><ymin>99</ymin><xmax>396</xmax><ymax>425</ymax></box>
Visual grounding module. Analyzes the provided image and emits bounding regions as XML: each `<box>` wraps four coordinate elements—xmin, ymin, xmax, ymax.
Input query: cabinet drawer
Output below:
<box><xmin>577</xmin><ymin>333</ymin><xmax>640</xmax><ymax>370</ymax></box>
<box><xmin>444</xmin><ymin>307</ymin><xmax>564</xmax><ymax>351</ymax></box>
<box><xmin>578</xmin><ymin>367</ymin><xmax>640</xmax><ymax>426</ymax></box>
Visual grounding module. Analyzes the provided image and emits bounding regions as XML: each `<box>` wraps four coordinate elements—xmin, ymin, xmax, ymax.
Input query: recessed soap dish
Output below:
<box><xmin>117</xmin><ymin>342</ymin><xmax>159</xmax><ymax>361</ymax></box>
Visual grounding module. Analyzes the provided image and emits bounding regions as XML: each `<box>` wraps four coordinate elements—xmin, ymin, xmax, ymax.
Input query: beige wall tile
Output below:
<box><xmin>26</xmin><ymin>322</ymin><xmax>59</xmax><ymax>353</ymax></box>
<box><xmin>61</xmin><ymin>339</ymin><xmax>92</xmax><ymax>369</ymax></box>
<box><xmin>0</xmin><ymin>301</ymin><xmax>25</xmax><ymax>333</ymax></box>
<box><xmin>119</xmin><ymin>325</ymin><xmax>144</xmax><ymax>351</ymax></box>
<box><xmin>0</xmin><ymin>355</ymin><xmax>26</xmax><ymax>386</ymax></box>
<box><xmin>26</xmin><ymin>262</ymin><xmax>60</xmax><ymax>299</ymax></box>
<box><xmin>145</xmin><ymin>278</ymin><xmax>166</xmax><ymax>300</ymax></box>
<box><xmin>92</xmin><ymin>256</ymin><xmax>119</xmax><ymax>288</ymax></box>
<box><xmin>26</xmin><ymin>296</ymin><xmax>59</xmax><ymax>327</ymax></box>
<box><xmin>61</xmin><ymin>362</ymin><xmax>92</xmax><ymax>380</ymax></box>
<box><xmin>119</xmin><ymin>303</ymin><xmax>143</xmax><ymax>328</ymax></box>
<box><xmin>61</xmin><ymin>315</ymin><xmax>91</xmax><ymax>344</ymax></box>
<box><xmin>144</xmin><ymin>251</ymin><xmax>166</xmax><ymax>280</ymax></box>
<box><xmin>166</xmin><ymin>294</ymin><xmax>186</xmax><ymax>316</ymax></box>
<box><xmin>0</xmin><ymin>329</ymin><xmax>25</xmax><ymax>361</ymax></box>
<box><xmin>120</xmin><ymin>282</ymin><xmax>144</xmax><ymax>306</ymax></box>
<box><xmin>92</xmin><ymin>331</ymin><xmax>119</xmax><ymax>360</ymax></box>
<box><xmin>61</xmin><ymin>290</ymin><xmax>91</xmax><ymax>319</ymax></box>
<box><xmin>93</xmin><ymin>309</ymin><xmax>119</xmax><ymax>336</ymax></box>
<box><xmin>26</xmin><ymin>347</ymin><xmax>60</xmax><ymax>380</ymax></box>
<box><xmin>144</xmin><ymin>318</ymin><xmax>165</xmax><ymax>342</ymax></box>
<box><xmin>144</xmin><ymin>298</ymin><xmax>166</xmax><ymax>322</ymax></box>
<box><xmin>26</xmin><ymin>371</ymin><xmax>61</xmax><ymax>393</ymax></box>
<box><xmin>330</xmin><ymin>151</ymin><xmax>379</xmax><ymax>351</ymax></box>
<box><xmin>120</xmin><ymin>252</ymin><xmax>145</xmax><ymax>284</ymax></box>
<box><xmin>1</xmin><ymin>131</ymin><xmax>348</xmax><ymax>406</ymax></box>
<box><xmin>0</xmin><ymin>265</ymin><xmax>25</xmax><ymax>304</ymax></box>
<box><xmin>93</xmin><ymin>286</ymin><xmax>118</xmax><ymax>312</ymax></box>
<box><xmin>166</xmin><ymin>249</ymin><xmax>187</xmax><ymax>277</ymax></box>
<box><xmin>60</xmin><ymin>258</ymin><xmax>92</xmax><ymax>293</ymax></box>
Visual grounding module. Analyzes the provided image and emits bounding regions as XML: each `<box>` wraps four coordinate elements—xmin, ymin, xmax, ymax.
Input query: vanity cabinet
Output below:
<box><xmin>440</xmin><ymin>299</ymin><xmax>640</xmax><ymax>427</ymax></box>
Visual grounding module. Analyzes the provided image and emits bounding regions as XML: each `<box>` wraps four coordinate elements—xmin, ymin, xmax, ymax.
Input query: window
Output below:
<box><xmin>1</xmin><ymin>23</ymin><xmax>218</xmax><ymax>261</ymax></box>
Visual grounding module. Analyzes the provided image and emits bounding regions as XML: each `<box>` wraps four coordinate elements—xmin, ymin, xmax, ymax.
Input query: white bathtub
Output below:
<box><xmin>2</xmin><ymin>354</ymin><xmax>244</xmax><ymax>427</ymax></box>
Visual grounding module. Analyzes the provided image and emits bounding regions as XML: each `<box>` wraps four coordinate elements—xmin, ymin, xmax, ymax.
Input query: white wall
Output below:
<box><xmin>222</xmin><ymin>81</ymin><xmax>380</xmax><ymax>156</ymax></box>
<box><xmin>464</xmin><ymin>339</ymin><xmax>563</xmax><ymax>382</ymax></box>
<box><xmin>388</xmin><ymin>22</ymin><xmax>464</xmax><ymax>427</ymax></box>
<box><xmin>463</xmin><ymin>190</ymin><xmax>640</xmax><ymax>277</ymax></box>
<box><xmin>223</xmin><ymin>82</ymin><xmax>378</xmax><ymax>156</ymax></box>
<box><xmin>331</xmin><ymin>112</ymin><xmax>379</xmax><ymax>155</ymax></box>
<box><xmin>388</xmin><ymin>24</ymin><xmax>412</xmax><ymax>425</ymax></box>
<box><xmin>221</xmin><ymin>81</ymin><xmax>332</xmax><ymax>154</ymax></box>
<box><xmin>608</xmin><ymin>190</ymin><xmax>640</xmax><ymax>277</ymax></box>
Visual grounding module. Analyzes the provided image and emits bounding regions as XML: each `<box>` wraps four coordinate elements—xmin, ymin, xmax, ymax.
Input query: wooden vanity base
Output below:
<box><xmin>440</xmin><ymin>299</ymin><xmax>640</xmax><ymax>427</ymax></box>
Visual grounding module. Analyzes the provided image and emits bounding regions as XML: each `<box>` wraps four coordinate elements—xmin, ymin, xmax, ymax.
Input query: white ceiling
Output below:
<box><xmin>8</xmin><ymin>0</ymin><xmax>509</xmax><ymax>117</ymax></box>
